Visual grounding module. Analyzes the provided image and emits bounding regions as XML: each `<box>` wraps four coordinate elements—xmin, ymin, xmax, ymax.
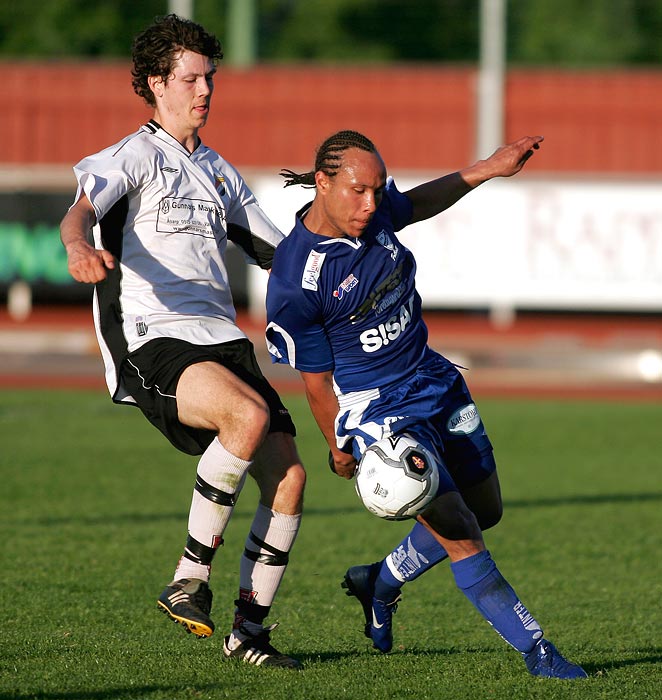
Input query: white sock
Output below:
<box><xmin>174</xmin><ymin>438</ymin><xmax>251</xmax><ymax>582</ymax></box>
<box><xmin>238</xmin><ymin>503</ymin><xmax>301</xmax><ymax>609</ymax></box>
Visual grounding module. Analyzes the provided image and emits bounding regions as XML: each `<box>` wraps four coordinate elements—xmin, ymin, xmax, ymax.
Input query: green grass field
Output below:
<box><xmin>1</xmin><ymin>389</ymin><xmax>660</xmax><ymax>700</ymax></box>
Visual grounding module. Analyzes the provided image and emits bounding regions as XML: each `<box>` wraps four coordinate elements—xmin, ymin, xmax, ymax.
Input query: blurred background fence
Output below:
<box><xmin>1</xmin><ymin>64</ymin><xmax>660</xmax><ymax>317</ymax></box>
<box><xmin>0</xmin><ymin>0</ymin><xmax>661</xmax><ymax>321</ymax></box>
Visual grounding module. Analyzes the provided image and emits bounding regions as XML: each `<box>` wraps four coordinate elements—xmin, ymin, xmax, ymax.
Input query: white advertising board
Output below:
<box><xmin>247</xmin><ymin>174</ymin><xmax>662</xmax><ymax>316</ymax></box>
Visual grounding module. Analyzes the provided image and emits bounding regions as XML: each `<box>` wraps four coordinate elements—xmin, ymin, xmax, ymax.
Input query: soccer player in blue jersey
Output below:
<box><xmin>265</xmin><ymin>130</ymin><xmax>587</xmax><ymax>679</ymax></box>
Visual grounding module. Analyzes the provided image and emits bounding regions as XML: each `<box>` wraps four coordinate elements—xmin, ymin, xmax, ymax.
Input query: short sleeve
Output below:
<box><xmin>265</xmin><ymin>275</ymin><xmax>334</xmax><ymax>373</ymax></box>
<box><xmin>72</xmin><ymin>139</ymin><xmax>141</xmax><ymax>221</ymax></box>
<box><xmin>383</xmin><ymin>177</ymin><xmax>414</xmax><ymax>232</ymax></box>
<box><xmin>223</xmin><ymin>163</ymin><xmax>285</xmax><ymax>256</ymax></box>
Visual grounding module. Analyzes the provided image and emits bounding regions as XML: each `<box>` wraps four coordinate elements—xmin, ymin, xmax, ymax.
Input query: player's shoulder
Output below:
<box><xmin>270</xmin><ymin>229</ymin><xmax>325</xmax><ymax>297</ymax></box>
<box><xmin>273</xmin><ymin>224</ymin><xmax>314</xmax><ymax>271</ymax></box>
<box><xmin>110</xmin><ymin>124</ymin><xmax>158</xmax><ymax>156</ymax></box>
<box><xmin>277</xmin><ymin>220</ymin><xmax>357</xmax><ymax>263</ymax></box>
<box><xmin>381</xmin><ymin>176</ymin><xmax>410</xmax><ymax>207</ymax></box>
<box><xmin>76</xmin><ymin>126</ymin><xmax>154</xmax><ymax>168</ymax></box>
<box><xmin>374</xmin><ymin>177</ymin><xmax>413</xmax><ymax>232</ymax></box>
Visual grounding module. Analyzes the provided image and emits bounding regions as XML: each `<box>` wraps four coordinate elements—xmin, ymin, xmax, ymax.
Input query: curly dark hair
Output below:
<box><xmin>131</xmin><ymin>14</ymin><xmax>224</xmax><ymax>107</ymax></box>
<box><xmin>280</xmin><ymin>130</ymin><xmax>378</xmax><ymax>188</ymax></box>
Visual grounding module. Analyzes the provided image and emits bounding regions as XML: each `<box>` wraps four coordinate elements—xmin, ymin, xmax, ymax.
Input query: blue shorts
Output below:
<box><xmin>336</xmin><ymin>347</ymin><xmax>495</xmax><ymax>495</ymax></box>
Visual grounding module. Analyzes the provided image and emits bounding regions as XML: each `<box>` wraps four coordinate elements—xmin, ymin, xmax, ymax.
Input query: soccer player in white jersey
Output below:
<box><xmin>265</xmin><ymin>130</ymin><xmax>587</xmax><ymax>679</ymax></box>
<box><xmin>60</xmin><ymin>14</ymin><xmax>305</xmax><ymax>669</ymax></box>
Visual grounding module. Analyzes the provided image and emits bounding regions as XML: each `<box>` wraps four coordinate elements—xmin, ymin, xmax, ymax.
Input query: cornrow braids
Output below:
<box><xmin>280</xmin><ymin>130</ymin><xmax>377</xmax><ymax>188</ymax></box>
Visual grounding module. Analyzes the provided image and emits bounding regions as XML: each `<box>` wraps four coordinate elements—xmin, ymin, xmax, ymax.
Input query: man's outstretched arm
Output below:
<box><xmin>406</xmin><ymin>135</ymin><xmax>544</xmax><ymax>224</ymax></box>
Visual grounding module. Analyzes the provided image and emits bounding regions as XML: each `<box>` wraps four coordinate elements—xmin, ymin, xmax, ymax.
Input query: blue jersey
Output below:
<box><xmin>266</xmin><ymin>179</ymin><xmax>494</xmax><ymax>493</ymax></box>
<box><xmin>266</xmin><ymin>179</ymin><xmax>446</xmax><ymax>394</ymax></box>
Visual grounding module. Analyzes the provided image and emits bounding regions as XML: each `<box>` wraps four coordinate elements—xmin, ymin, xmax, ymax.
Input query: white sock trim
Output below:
<box><xmin>385</xmin><ymin>553</ymin><xmax>407</xmax><ymax>583</ymax></box>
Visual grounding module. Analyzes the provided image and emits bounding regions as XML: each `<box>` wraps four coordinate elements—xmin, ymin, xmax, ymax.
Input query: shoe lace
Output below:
<box><xmin>384</xmin><ymin>593</ymin><xmax>401</xmax><ymax>616</ymax></box>
<box><xmin>375</xmin><ymin>593</ymin><xmax>401</xmax><ymax>626</ymax></box>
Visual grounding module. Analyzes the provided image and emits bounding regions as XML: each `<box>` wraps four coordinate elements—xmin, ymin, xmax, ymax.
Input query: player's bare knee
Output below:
<box><xmin>238</xmin><ymin>394</ymin><xmax>271</xmax><ymax>439</ymax></box>
<box><xmin>276</xmin><ymin>462</ymin><xmax>306</xmax><ymax>510</ymax></box>
<box><xmin>285</xmin><ymin>461</ymin><xmax>307</xmax><ymax>494</ymax></box>
<box><xmin>252</xmin><ymin>459</ymin><xmax>306</xmax><ymax>512</ymax></box>
<box><xmin>266</xmin><ymin>446</ymin><xmax>306</xmax><ymax>485</ymax></box>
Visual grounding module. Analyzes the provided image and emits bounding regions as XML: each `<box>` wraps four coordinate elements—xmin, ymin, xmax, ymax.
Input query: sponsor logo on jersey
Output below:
<box><xmin>349</xmin><ymin>263</ymin><xmax>405</xmax><ymax>324</ymax></box>
<box><xmin>157</xmin><ymin>197</ymin><xmax>225</xmax><ymax>235</ymax></box>
<box><xmin>196</xmin><ymin>202</ymin><xmax>222</xmax><ymax>216</ymax></box>
<box><xmin>447</xmin><ymin>404</ymin><xmax>481</xmax><ymax>434</ymax></box>
<box><xmin>377</xmin><ymin>230</ymin><xmax>399</xmax><ymax>260</ymax></box>
<box><xmin>160</xmin><ymin>166</ymin><xmax>179</xmax><ymax>173</ymax></box>
<box><xmin>333</xmin><ymin>273</ymin><xmax>359</xmax><ymax>300</ymax></box>
<box><xmin>373</xmin><ymin>281</ymin><xmax>406</xmax><ymax>315</ymax></box>
<box><xmin>160</xmin><ymin>198</ymin><xmax>222</xmax><ymax>218</ymax></box>
<box><xmin>359</xmin><ymin>295</ymin><xmax>414</xmax><ymax>353</ymax></box>
<box><xmin>302</xmin><ymin>250</ymin><xmax>326</xmax><ymax>291</ymax></box>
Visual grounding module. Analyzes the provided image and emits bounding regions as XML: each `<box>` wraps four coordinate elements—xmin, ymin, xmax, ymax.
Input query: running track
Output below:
<box><xmin>1</xmin><ymin>306</ymin><xmax>661</xmax><ymax>401</ymax></box>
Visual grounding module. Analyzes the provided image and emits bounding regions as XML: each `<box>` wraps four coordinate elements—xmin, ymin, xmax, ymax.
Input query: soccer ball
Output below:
<box><xmin>354</xmin><ymin>434</ymin><xmax>439</xmax><ymax>521</ymax></box>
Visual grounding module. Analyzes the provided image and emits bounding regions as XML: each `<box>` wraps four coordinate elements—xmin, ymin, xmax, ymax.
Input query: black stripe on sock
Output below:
<box><xmin>184</xmin><ymin>534</ymin><xmax>222</xmax><ymax>565</ymax></box>
<box><xmin>195</xmin><ymin>474</ymin><xmax>235</xmax><ymax>506</ymax></box>
<box><xmin>234</xmin><ymin>598</ymin><xmax>270</xmax><ymax>625</ymax></box>
<box><xmin>243</xmin><ymin>531</ymin><xmax>289</xmax><ymax>566</ymax></box>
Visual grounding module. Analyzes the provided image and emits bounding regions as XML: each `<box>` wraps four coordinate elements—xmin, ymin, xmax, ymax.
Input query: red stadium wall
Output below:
<box><xmin>506</xmin><ymin>70</ymin><xmax>662</xmax><ymax>174</ymax></box>
<box><xmin>1</xmin><ymin>63</ymin><xmax>661</xmax><ymax>174</ymax></box>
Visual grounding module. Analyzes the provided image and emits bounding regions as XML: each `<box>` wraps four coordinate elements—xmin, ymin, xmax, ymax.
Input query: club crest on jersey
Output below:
<box><xmin>214</xmin><ymin>174</ymin><xmax>226</xmax><ymax>196</ymax></box>
<box><xmin>333</xmin><ymin>273</ymin><xmax>359</xmax><ymax>300</ymax></box>
<box><xmin>377</xmin><ymin>230</ymin><xmax>399</xmax><ymax>261</ymax></box>
<box><xmin>302</xmin><ymin>250</ymin><xmax>326</xmax><ymax>291</ymax></box>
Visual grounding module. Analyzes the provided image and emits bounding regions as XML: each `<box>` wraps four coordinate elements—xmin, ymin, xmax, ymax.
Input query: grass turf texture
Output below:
<box><xmin>1</xmin><ymin>389</ymin><xmax>660</xmax><ymax>700</ymax></box>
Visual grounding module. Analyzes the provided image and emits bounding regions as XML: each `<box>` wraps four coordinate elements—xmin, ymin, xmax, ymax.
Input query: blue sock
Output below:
<box><xmin>451</xmin><ymin>550</ymin><xmax>543</xmax><ymax>653</ymax></box>
<box><xmin>375</xmin><ymin>522</ymin><xmax>448</xmax><ymax>599</ymax></box>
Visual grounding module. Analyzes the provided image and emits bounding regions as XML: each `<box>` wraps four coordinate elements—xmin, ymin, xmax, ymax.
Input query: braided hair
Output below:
<box><xmin>280</xmin><ymin>130</ymin><xmax>377</xmax><ymax>188</ymax></box>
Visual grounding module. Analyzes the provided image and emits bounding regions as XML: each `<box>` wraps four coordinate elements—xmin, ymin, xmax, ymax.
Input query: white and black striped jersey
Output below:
<box><xmin>72</xmin><ymin>120</ymin><xmax>284</xmax><ymax>403</ymax></box>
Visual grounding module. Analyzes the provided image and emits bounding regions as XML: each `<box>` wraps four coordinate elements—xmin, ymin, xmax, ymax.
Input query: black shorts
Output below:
<box><xmin>119</xmin><ymin>337</ymin><xmax>296</xmax><ymax>456</ymax></box>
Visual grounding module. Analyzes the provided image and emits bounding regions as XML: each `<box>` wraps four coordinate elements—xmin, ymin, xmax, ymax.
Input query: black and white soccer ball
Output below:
<box><xmin>354</xmin><ymin>434</ymin><xmax>439</xmax><ymax>521</ymax></box>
